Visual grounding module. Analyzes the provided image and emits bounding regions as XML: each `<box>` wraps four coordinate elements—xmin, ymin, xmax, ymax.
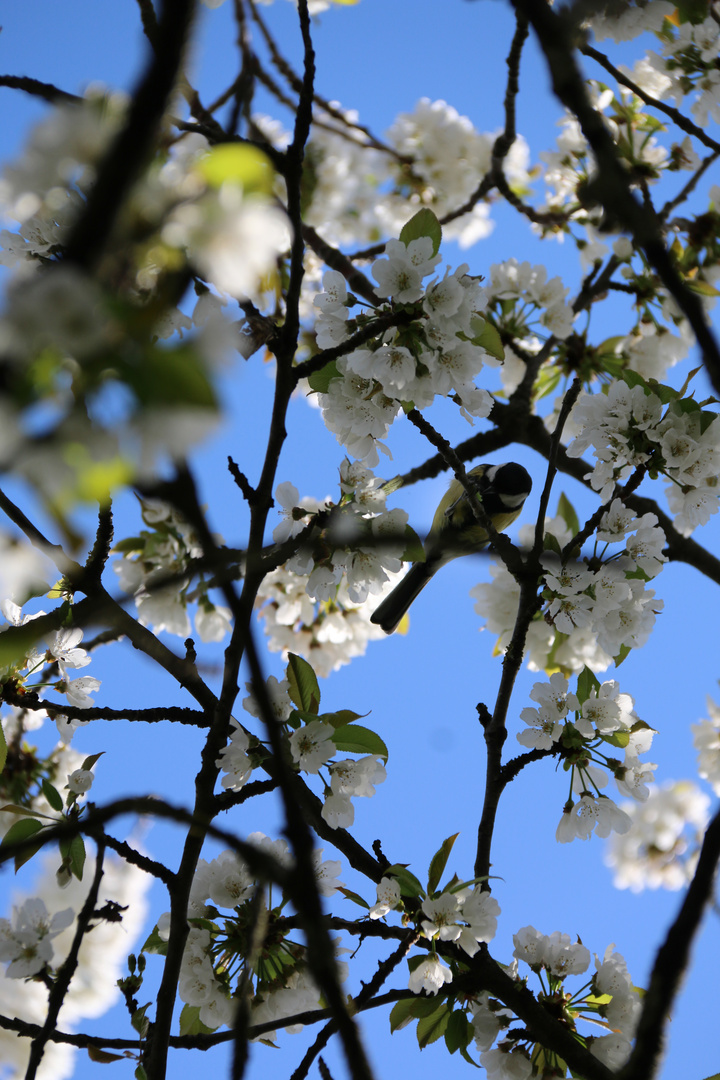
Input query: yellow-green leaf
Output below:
<box><xmin>197</xmin><ymin>144</ymin><xmax>275</xmax><ymax>195</ymax></box>
<box><xmin>470</xmin><ymin>316</ymin><xmax>505</xmax><ymax>361</ymax></box>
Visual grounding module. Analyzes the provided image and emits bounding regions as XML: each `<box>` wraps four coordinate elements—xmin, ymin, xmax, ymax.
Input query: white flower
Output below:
<box><xmin>421</xmin><ymin>893</ymin><xmax>463</xmax><ymax>943</ymax></box>
<box><xmin>216</xmin><ymin>718</ymin><xmax>254</xmax><ymax>792</ymax></box>
<box><xmin>313</xmin><ymin>270</ymin><xmax>348</xmax><ymax>313</ymax></box>
<box><xmin>371</xmin><ymin>237</ymin><xmax>441</xmax><ymax>302</ymax></box>
<box><xmin>321</xmin><ymin>791</ymin><xmax>354</xmax><ymax>829</ymax></box>
<box><xmin>556</xmin><ymin>795</ymin><xmax>632</xmax><ymax>843</ymax></box>
<box><xmin>605</xmin><ymin>781</ymin><xmax>710</xmax><ymax>891</ymax></box>
<box><xmin>273</xmin><ymin>482</ymin><xmax>309</xmax><ymax>544</ymax></box>
<box><xmin>60</xmin><ymin>676</ymin><xmax>101</xmax><ymax>709</ymax></box>
<box><xmin>368</xmin><ymin>877</ymin><xmax>401</xmax><ymax>920</ymax></box>
<box><xmin>0</xmin><ymin>899</ymin><xmax>74</xmax><ymax>978</ymax></box>
<box><xmin>206</xmin><ymin>850</ymin><xmax>254</xmax><ymax>910</ymax></box>
<box><xmin>242</xmin><ymin>676</ymin><xmax>293</xmax><ymax>722</ymax></box>
<box><xmin>312</xmin><ymin>849</ymin><xmax>344</xmax><ymax>896</ymax></box>
<box><xmin>456</xmin><ymin>889</ymin><xmax>500</xmax><ymax>953</ymax></box>
<box><xmin>67</xmin><ymin>769</ymin><xmax>93</xmax><ymax>795</ymax></box>
<box><xmin>328</xmin><ymin>755</ymin><xmax>386</xmax><ymax>797</ymax></box>
<box><xmin>542</xmin><ymin>931</ymin><xmax>590</xmax><ymax>977</ymax></box>
<box><xmin>512</xmin><ymin>925</ymin><xmax>548</xmax><ymax>970</ymax></box>
<box><xmin>289</xmin><ymin>720</ymin><xmax>336</xmax><ymax>773</ymax></box>
<box><xmin>43</xmin><ymin>628</ymin><xmax>90</xmax><ymax>676</ymax></box>
<box><xmin>408</xmin><ymin>956</ymin><xmax>453</xmax><ymax>996</ymax></box>
<box><xmin>195</xmin><ymin>602</ymin><xmax>232</xmax><ymax>642</ymax></box>
<box><xmin>480</xmin><ymin>1043</ymin><xmax>533</xmax><ymax>1080</ymax></box>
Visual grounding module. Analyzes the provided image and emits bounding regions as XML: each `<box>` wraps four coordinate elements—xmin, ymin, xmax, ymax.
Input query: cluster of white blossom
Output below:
<box><xmin>0</xmin><ymin>601</ymin><xmax>102</xmax><ymax>745</ymax></box>
<box><xmin>541</xmin><ymin>81</ymin><xmax>671</xmax><ymax>216</ymax></box>
<box><xmin>470</xmin><ymin>927</ymin><xmax>641</xmax><ymax>1076</ymax></box>
<box><xmin>299</xmin><ymin>98</ymin><xmax>529</xmax><ymax>251</ymax></box>
<box><xmin>385</xmin><ymin>99</ymin><xmax>529</xmax><ymax>249</ymax></box>
<box><xmin>473</xmin><ymin>502</ymin><xmax>665</xmax><ymax>675</ymax></box>
<box><xmin>161</xmin><ymin>838</ymin><xmax>344</xmax><ymax>1033</ymax></box>
<box><xmin>606</xmin><ymin>6</ymin><xmax>720</xmax><ymax>128</ymax></box>
<box><xmin>257</xmin><ymin>463</ymin><xmax>413</xmax><ymax>673</ymax></box>
<box><xmin>247</xmin><ymin>671</ymin><xmax>386</xmax><ymax>828</ymax></box>
<box><xmin>606</xmin><ymin>780</ymin><xmax>711</xmax><ymax>891</ymax></box>
<box><xmin>692</xmin><ymin>695</ymin><xmax>720</xmax><ymax>794</ymax></box>
<box><xmin>0</xmin><ymin>853</ymin><xmax>150</xmax><ymax>1080</ymax></box>
<box><xmin>0</xmin><ymin>898</ymin><xmax>74</xmax><ymax>979</ymax></box>
<box><xmin>486</xmin><ymin>258</ymin><xmax>576</xmax><ymax>343</ymax></box>
<box><xmin>368</xmin><ymin>876</ymin><xmax>500</xmax><ymax>995</ymax></box>
<box><xmin>516</xmin><ymin>671</ymin><xmax>656</xmax><ymax>843</ymax></box>
<box><xmin>314</xmin><ymin>241</ymin><xmax>497</xmax><ymax>465</ymax></box>
<box><xmin>0</xmin><ymin>92</ymin><xmax>287</xmax><ymax>306</ymax></box>
<box><xmin>588</xmin><ymin>0</ymin><xmax>675</xmax><ymax>43</ymax></box>
<box><xmin>569</xmin><ymin>379</ymin><xmax>720</xmax><ymax>535</ymax></box>
<box><xmin>0</xmin><ymin>92</ymin><xmax>126</xmax><ymax>267</ymax></box>
<box><xmin>113</xmin><ymin>498</ymin><xmax>232</xmax><ymax>641</ymax></box>
<box><xmin>255</xmin><ymin>563</ymin><xmax>393</xmax><ymax>675</ymax></box>
<box><xmin>416</xmin><ymin>887</ymin><xmax>500</xmax><ymax>963</ymax></box>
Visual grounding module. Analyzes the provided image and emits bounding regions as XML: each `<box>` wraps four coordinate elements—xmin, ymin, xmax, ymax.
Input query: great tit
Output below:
<box><xmin>370</xmin><ymin>461</ymin><xmax>532</xmax><ymax>634</ymax></box>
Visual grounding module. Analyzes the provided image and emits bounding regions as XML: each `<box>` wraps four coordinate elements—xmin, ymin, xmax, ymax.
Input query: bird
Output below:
<box><xmin>370</xmin><ymin>461</ymin><xmax>532</xmax><ymax>634</ymax></box>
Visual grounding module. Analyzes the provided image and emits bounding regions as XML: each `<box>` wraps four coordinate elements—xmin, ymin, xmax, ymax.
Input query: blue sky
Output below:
<box><xmin>1</xmin><ymin>3</ymin><xmax>720</xmax><ymax>1079</ymax></box>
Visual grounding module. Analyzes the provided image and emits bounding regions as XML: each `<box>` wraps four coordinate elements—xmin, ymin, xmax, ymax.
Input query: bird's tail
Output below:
<box><xmin>370</xmin><ymin>562</ymin><xmax>435</xmax><ymax>634</ymax></box>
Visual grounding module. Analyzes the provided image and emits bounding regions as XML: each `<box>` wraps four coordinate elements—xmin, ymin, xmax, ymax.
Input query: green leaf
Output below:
<box><xmin>459</xmin><ymin>1043</ymin><xmax>480</xmax><ymax>1068</ymax></box>
<box><xmin>179</xmin><ymin>1004</ymin><xmax>217</xmax><ymax>1037</ymax></box>
<box><xmin>129</xmin><ymin>344</ymin><xmax>217</xmax><ymax>410</ymax></box>
<box><xmin>112</xmin><ymin>535</ymin><xmax>146</xmax><ymax>555</ymax></box>
<box><xmin>307</xmin><ymin>360</ymin><xmax>341</xmax><ymax>395</ymax></box>
<box><xmin>0</xmin><ymin>803</ymin><xmax>51</xmax><ymax>819</ymax></box>
<box><xmin>320</xmin><ymin>709</ymin><xmax>364</xmax><ymax>730</ymax></box>
<box><xmin>613</xmin><ymin>643</ymin><xmax>632</xmax><ymax>668</ymax></box>
<box><xmin>542</xmin><ymin>532</ymin><xmax>562</xmax><ymax>557</ymax></box>
<box><xmin>417</xmin><ymin>1001</ymin><xmax>450</xmax><ymax>1048</ymax></box>
<box><xmin>131</xmin><ymin>1003</ymin><xmax>152</xmax><ymax>1037</ymax></box>
<box><xmin>555</xmin><ymin>493</ymin><xmax>579</xmax><ymax>539</ymax></box>
<box><xmin>602</xmin><ymin>729</ymin><xmax>630</xmax><ymax>749</ymax></box>
<box><xmin>676</xmin><ymin>0</ymin><xmax>713</xmax><ymax>21</ymax></box>
<box><xmin>427</xmin><ymin>833</ymin><xmax>459</xmax><ymax>896</ymax></box>
<box><xmin>445</xmin><ymin>1009</ymin><xmax>474</xmax><ymax>1054</ymax></box>
<box><xmin>533</xmin><ymin>1045</ymin><xmax>566</xmax><ymax>1077</ymax></box>
<box><xmin>619</xmin><ymin>368</ymin><xmax>651</xmax><ymax>393</ymax></box>
<box><xmin>685</xmin><ymin>277</ymin><xmax>720</xmax><ymax>297</ymax></box>
<box><xmin>42</xmin><ymin>779</ymin><xmax>64</xmax><ymax>813</ymax></box>
<box><xmin>399</xmin><ymin>208</ymin><xmax>442</xmax><ymax>256</ymax></box>
<box><xmin>142</xmin><ymin>925</ymin><xmax>169</xmax><ymax>956</ymax></box>
<box><xmin>292</xmin><ymin>709</ymin><xmax>326</xmax><ymax>728</ymax></box>
<box><xmin>533</xmin><ymin>365</ymin><xmax>562</xmax><ymax>402</ymax></box>
<box><xmin>0</xmin><ymin>723</ymin><xmax>6</xmax><ymax>776</ymax></box>
<box><xmin>469</xmin><ymin>316</ymin><xmax>504</xmax><ymax>361</ymax></box>
<box><xmin>331</xmin><ymin>724</ymin><xmax>388</xmax><ymax>761</ymax></box>
<box><xmin>59</xmin><ymin>834</ymin><xmax>86</xmax><ymax>881</ymax></box>
<box><xmin>336</xmin><ymin>885</ymin><xmax>370</xmax><ymax>909</ymax></box>
<box><xmin>576</xmin><ymin>666</ymin><xmax>601</xmax><ymax>706</ymax></box>
<box><xmin>401</xmin><ymin>525</ymin><xmax>426</xmax><ymax>564</ymax></box>
<box><xmin>81</xmin><ymin>751</ymin><xmax>105</xmax><ymax>772</ymax></box>
<box><xmin>286</xmin><ymin>653</ymin><xmax>321</xmax><ymax>713</ymax></box>
<box><xmin>2</xmin><ymin>817</ymin><xmax>45</xmax><ymax>872</ymax></box>
<box><xmin>384</xmin><ymin>864</ymin><xmax>424</xmax><ymax>899</ymax></box>
<box><xmin>135</xmin><ymin>1066</ymin><xmax>149</xmax><ymax>1080</ymax></box>
<box><xmin>87</xmin><ymin>1046</ymin><xmax>126</xmax><ymax>1063</ymax></box>
<box><xmin>389</xmin><ymin>996</ymin><xmax>440</xmax><ymax>1032</ymax></box>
